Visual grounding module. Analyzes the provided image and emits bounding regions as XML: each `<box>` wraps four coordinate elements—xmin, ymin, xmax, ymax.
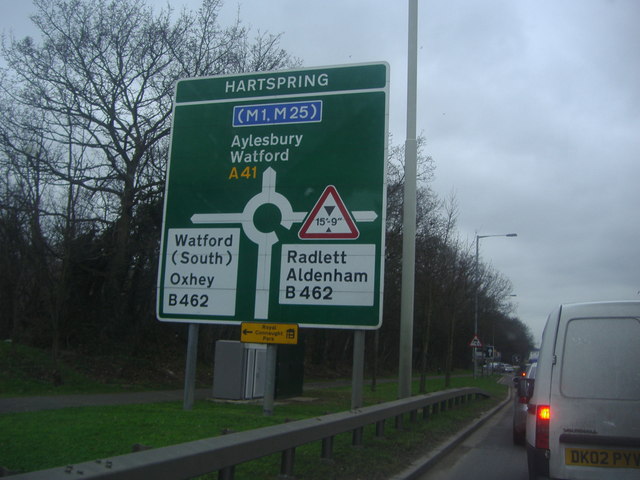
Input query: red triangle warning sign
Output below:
<box><xmin>298</xmin><ymin>186</ymin><xmax>359</xmax><ymax>239</ymax></box>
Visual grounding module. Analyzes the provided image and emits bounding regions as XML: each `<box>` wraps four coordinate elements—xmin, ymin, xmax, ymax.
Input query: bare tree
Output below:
<box><xmin>0</xmin><ymin>0</ymin><xmax>297</xmax><ymax>346</ymax></box>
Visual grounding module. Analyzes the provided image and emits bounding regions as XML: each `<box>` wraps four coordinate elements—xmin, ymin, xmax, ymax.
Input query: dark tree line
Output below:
<box><xmin>0</xmin><ymin>0</ymin><xmax>533</xmax><ymax>383</ymax></box>
<box><xmin>372</xmin><ymin>139</ymin><xmax>533</xmax><ymax>388</ymax></box>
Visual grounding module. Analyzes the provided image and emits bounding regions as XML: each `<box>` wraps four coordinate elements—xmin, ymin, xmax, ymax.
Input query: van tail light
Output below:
<box><xmin>535</xmin><ymin>405</ymin><xmax>551</xmax><ymax>449</ymax></box>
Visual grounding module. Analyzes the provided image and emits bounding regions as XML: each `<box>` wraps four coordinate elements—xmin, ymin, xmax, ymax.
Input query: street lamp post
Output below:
<box><xmin>489</xmin><ymin>294</ymin><xmax>517</xmax><ymax>374</ymax></box>
<box><xmin>398</xmin><ymin>0</ymin><xmax>418</xmax><ymax>399</ymax></box>
<box><xmin>473</xmin><ymin>233</ymin><xmax>517</xmax><ymax>378</ymax></box>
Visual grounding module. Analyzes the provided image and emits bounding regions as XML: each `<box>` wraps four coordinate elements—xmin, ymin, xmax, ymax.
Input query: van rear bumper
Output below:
<box><xmin>527</xmin><ymin>442</ymin><xmax>550</xmax><ymax>478</ymax></box>
<box><xmin>559</xmin><ymin>433</ymin><xmax>640</xmax><ymax>448</ymax></box>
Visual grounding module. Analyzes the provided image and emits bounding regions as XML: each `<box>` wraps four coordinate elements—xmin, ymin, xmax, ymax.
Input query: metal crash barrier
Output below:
<box><xmin>12</xmin><ymin>387</ymin><xmax>489</xmax><ymax>479</ymax></box>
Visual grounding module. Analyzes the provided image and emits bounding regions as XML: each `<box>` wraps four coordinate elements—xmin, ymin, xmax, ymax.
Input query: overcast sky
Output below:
<box><xmin>3</xmin><ymin>0</ymin><xmax>639</xmax><ymax>343</ymax></box>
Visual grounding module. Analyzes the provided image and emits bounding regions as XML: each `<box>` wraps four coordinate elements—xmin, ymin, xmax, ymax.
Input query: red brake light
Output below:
<box><xmin>535</xmin><ymin>405</ymin><xmax>551</xmax><ymax>449</ymax></box>
<box><xmin>538</xmin><ymin>406</ymin><xmax>551</xmax><ymax>420</ymax></box>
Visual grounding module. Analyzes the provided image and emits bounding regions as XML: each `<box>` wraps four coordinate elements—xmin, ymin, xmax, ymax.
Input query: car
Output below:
<box><xmin>525</xmin><ymin>301</ymin><xmax>640</xmax><ymax>479</ymax></box>
<box><xmin>512</xmin><ymin>362</ymin><xmax>537</xmax><ymax>445</ymax></box>
<box><xmin>484</xmin><ymin>361</ymin><xmax>503</xmax><ymax>374</ymax></box>
<box><xmin>489</xmin><ymin>362</ymin><xmax>508</xmax><ymax>373</ymax></box>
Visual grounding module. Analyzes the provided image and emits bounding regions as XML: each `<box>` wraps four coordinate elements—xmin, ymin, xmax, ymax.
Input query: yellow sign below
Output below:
<box><xmin>240</xmin><ymin>322</ymin><xmax>299</xmax><ymax>345</ymax></box>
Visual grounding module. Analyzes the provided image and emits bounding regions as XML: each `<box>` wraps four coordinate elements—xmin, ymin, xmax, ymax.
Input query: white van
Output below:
<box><xmin>526</xmin><ymin>301</ymin><xmax>640</xmax><ymax>479</ymax></box>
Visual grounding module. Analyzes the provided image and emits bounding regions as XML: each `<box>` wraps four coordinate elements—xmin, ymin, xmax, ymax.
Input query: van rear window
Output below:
<box><xmin>560</xmin><ymin>317</ymin><xmax>640</xmax><ymax>400</ymax></box>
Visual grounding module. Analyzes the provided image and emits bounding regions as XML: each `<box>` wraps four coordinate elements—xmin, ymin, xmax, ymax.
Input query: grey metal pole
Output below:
<box><xmin>473</xmin><ymin>233</ymin><xmax>517</xmax><ymax>379</ymax></box>
<box><xmin>263</xmin><ymin>344</ymin><xmax>277</xmax><ymax>416</ymax></box>
<box><xmin>351</xmin><ymin>330</ymin><xmax>365</xmax><ymax>410</ymax></box>
<box><xmin>474</xmin><ymin>236</ymin><xmax>479</xmax><ymax>379</ymax></box>
<box><xmin>183</xmin><ymin>323</ymin><xmax>199</xmax><ymax>410</ymax></box>
<box><xmin>399</xmin><ymin>0</ymin><xmax>419</xmax><ymax>399</ymax></box>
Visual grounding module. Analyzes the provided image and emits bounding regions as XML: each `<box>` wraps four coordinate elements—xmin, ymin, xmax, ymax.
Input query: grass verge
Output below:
<box><xmin>0</xmin><ymin>375</ymin><xmax>507</xmax><ymax>478</ymax></box>
<box><xmin>0</xmin><ymin>341</ymin><xmax>208</xmax><ymax>397</ymax></box>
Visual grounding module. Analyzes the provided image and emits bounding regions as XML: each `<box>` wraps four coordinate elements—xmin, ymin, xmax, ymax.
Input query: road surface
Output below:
<box><xmin>417</xmin><ymin>397</ymin><xmax>528</xmax><ymax>480</ymax></box>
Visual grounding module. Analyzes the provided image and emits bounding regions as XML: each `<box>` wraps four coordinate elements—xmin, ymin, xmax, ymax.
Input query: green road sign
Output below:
<box><xmin>157</xmin><ymin>62</ymin><xmax>389</xmax><ymax>329</ymax></box>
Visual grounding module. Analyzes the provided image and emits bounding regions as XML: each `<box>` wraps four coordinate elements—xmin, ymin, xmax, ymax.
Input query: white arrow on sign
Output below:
<box><xmin>190</xmin><ymin>167</ymin><xmax>379</xmax><ymax>320</ymax></box>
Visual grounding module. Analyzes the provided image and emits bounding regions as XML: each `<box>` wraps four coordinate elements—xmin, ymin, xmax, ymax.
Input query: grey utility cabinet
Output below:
<box><xmin>212</xmin><ymin>340</ymin><xmax>267</xmax><ymax>400</ymax></box>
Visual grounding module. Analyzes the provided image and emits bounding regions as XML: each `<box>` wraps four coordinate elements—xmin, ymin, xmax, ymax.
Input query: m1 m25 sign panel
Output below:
<box><xmin>157</xmin><ymin>63</ymin><xmax>388</xmax><ymax>329</ymax></box>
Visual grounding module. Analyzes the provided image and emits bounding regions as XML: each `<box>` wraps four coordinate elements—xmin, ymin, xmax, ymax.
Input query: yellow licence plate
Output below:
<box><xmin>565</xmin><ymin>448</ymin><xmax>640</xmax><ymax>469</ymax></box>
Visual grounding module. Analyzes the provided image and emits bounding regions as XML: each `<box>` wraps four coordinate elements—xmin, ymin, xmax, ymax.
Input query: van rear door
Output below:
<box><xmin>549</xmin><ymin>306</ymin><xmax>640</xmax><ymax>479</ymax></box>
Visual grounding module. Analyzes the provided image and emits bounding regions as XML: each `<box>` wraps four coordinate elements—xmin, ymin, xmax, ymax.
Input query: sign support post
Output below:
<box><xmin>183</xmin><ymin>323</ymin><xmax>199</xmax><ymax>410</ymax></box>
<box><xmin>351</xmin><ymin>330</ymin><xmax>365</xmax><ymax>410</ymax></box>
<box><xmin>263</xmin><ymin>344</ymin><xmax>278</xmax><ymax>416</ymax></box>
<box><xmin>469</xmin><ymin>335</ymin><xmax>483</xmax><ymax>379</ymax></box>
